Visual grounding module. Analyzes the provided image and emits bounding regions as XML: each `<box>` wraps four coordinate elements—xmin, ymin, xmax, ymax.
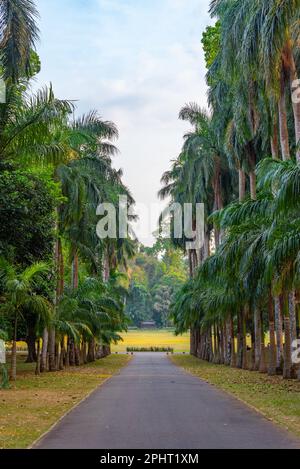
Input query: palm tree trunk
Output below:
<box><xmin>259</xmin><ymin>309</ymin><xmax>267</xmax><ymax>373</ymax></box>
<box><xmin>230</xmin><ymin>316</ymin><xmax>236</xmax><ymax>367</ymax></box>
<box><xmin>59</xmin><ymin>338</ymin><xmax>65</xmax><ymax>370</ymax></box>
<box><xmin>48</xmin><ymin>328</ymin><xmax>56</xmax><ymax>372</ymax></box>
<box><xmin>40</xmin><ymin>328</ymin><xmax>48</xmax><ymax>373</ymax></box>
<box><xmin>72</xmin><ymin>253</ymin><xmax>79</xmax><ymax>290</ymax></box>
<box><xmin>238</xmin><ymin>168</ymin><xmax>246</xmax><ymax>202</ymax></box>
<box><xmin>249</xmin><ymin>171</ymin><xmax>257</xmax><ymax>201</ymax></box>
<box><xmin>58</xmin><ymin>238</ymin><xmax>64</xmax><ymax>297</ymax></box>
<box><xmin>237</xmin><ymin>311</ymin><xmax>243</xmax><ymax>368</ymax></box>
<box><xmin>289</xmin><ymin>291</ymin><xmax>298</xmax><ymax>345</ymax></box>
<box><xmin>285</xmin><ymin>40</ymin><xmax>300</xmax><ymax>162</ymax></box>
<box><xmin>254</xmin><ymin>309</ymin><xmax>261</xmax><ymax>371</ymax></box>
<box><xmin>35</xmin><ymin>339</ymin><xmax>41</xmax><ymax>376</ymax></box>
<box><xmin>271</xmin><ymin>120</ymin><xmax>279</xmax><ymax>159</ymax></box>
<box><xmin>278</xmin><ymin>67</ymin><xmax>291</xmax><ymax>160</ymax></box>
<box><xmin>10</xmin><ymin>313</ymin><xmax>18</xmax><ymax>381</ymax></box>
<box><xmin>275</xmin><ymin>297</ymin><xmax>284</xmax><ymax>370</ymax></box>
<box><xmin>268</xmin><ymin>292</ymin><xmax>277</xmax><ymax>376</ymax></box>
<box><xmin>282</xmin><ymin>293</ymin><xmax>293</xmax><ymax>379</ymax></box>
<box><xmin>242</xmin><ymin>311</ymin><xmax>248</xmax><ymax>370</ymax></box>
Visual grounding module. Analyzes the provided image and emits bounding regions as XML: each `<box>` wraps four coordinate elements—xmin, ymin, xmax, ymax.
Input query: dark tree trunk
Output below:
<box><xmin>25</xmin><ymin>328</ymin><xmax>37</xmax><ymax>363</ymax></box>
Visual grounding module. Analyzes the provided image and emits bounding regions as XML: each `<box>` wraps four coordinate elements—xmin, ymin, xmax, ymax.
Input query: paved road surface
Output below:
<box><xmin>35</xmin><ymin>353</ymin><xmax>299</xmax><ymax>449</ymax></box>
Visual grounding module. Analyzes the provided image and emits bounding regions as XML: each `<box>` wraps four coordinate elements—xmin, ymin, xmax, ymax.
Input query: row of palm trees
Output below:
<box><xmin>0</xmin><ymin>1</ymin><xmax>135</xmax><ymax>380</ymax></box>
<box><xmin>161</xmin><ymin>0</ymin><xmax>300</xmax><ymax>380</ymax></box>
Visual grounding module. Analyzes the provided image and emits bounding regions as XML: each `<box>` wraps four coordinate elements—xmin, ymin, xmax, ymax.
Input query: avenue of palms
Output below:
<box><xmin>0</xmin><ymin>0</ymin><xmax>300</xmax><ymax>452</ymax></box>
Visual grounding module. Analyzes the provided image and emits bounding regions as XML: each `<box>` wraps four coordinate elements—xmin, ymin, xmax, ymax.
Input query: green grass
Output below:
<box><xmin>0</xmin><ymin>354</ymin><xmax>131</xmax><ymax>449</ymax></box>
<box><xmin>112</xmin><ymin>329</ymin><xmax>190</xmax><ymax>353</ymax></box>
<box><xmin>171</xmin><ymin>355</ymin><xmax>300</xmax><ymax>439</ymax></box>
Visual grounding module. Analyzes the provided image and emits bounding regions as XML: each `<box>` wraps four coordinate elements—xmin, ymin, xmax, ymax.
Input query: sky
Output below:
<box><xmin>36</xmin><ymin>0</ymin><xmax>213</xmax><ymax>244</ymax></box>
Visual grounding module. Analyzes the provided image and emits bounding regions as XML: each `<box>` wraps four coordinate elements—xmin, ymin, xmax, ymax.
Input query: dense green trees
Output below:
<box><xmin>164</xmin><ymin>1</ymin><xmax>300</xmax><ymax>380</ymax></box>
<box><xmin>126</xmin><ymin>242</ymin><xmax>187</xmax><ymax>328</ymax></box>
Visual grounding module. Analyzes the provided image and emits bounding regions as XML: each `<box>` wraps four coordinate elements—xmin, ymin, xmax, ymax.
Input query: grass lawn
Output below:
<box><xmin>0</xmin><ymin>354</ymin><xmax>131</xmax><ymax>449</ymax></box>
<box><xmin>112</xmin><ymin>329</ymin><xmax>190</xmax><ymax>353</ymax></box>
<box><xmin>171</xmin><ymin>355</ymin><xmax>300</xmax><ymax>439</ymax></box>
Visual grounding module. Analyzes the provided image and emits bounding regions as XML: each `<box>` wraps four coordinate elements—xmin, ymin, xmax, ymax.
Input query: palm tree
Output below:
<box><xmin>0</xmin><ymin>258</ymin><xmax>52</xmax><ymax>380</ymax></box>
<box><xmin>0</xmin><ymin>0</ymin><xmax>40</xmax><ymax>83</ymax></box>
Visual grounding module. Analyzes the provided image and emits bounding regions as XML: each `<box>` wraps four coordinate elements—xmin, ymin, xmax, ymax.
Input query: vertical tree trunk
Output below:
<box><xmin>25</xmin><ymin>323</ymin><xmax>37</xmax><ymax>363</ymax></box>
<box><xmin>237</xmin><ymin>312</ymin><xmax>243</xmax><ymax>368</ymax></box>
<box><xmin>59</xmin><ymin>338</ymin><xmax>65</xmax><ymax>370</ymax></box>
<box><xmin>282</xmin><ymin>293</ymin><xmax>293</xmax><ymax>379</ymax></box>
<box><xmin>285</xmin><ymin>40</ymin><xmax>300</xmax><ymax>162</ymax></box>
<box><xmin>72</xmin><ymin>253</ymin><xmax>79</xmax><ymax>290</ymax></box>
<box><xmin>230</xmin><ymin>316</ymin><xmax>236</xmax><ymax>367</ymax></box>
<box><xmin>278</xmin><ymin>67</ymin><xmax>291</xmax><ymax>160</ymax></box>
<box><xmin>10</xmin><ymin>314</ymin><xmax>18</xmax><ymax>381</ymax></box>
<box><xmin>40</xmin><ymin>328</ymin><xmax>48</xmax><ymax>373</ymax></box>
<box><xmin>249</xmin><ymin>171</ymin><xmax>257</xmax><ymax>201</ymax></box>
<box><xmin>268</xmin><ymin>292</ymin><xmax>277</xmax><ymax>376</ymax></box>
<box><xmin>48</xmin><ymin>328</ymin><xmax>56</xmax><ymax>372</ymax></box>
<box><xmin>238</xmin><ymin>168</ymin><xmax>246</xmax><ymax>202</ymax></box>
<box><xmin>254</xmin><ymin>309</ymin><xmax>261</xmax><ymax>371</ymax></box>
<box><xmin>250</xmin><ymin>325</ymin><xmax>256</xmax><ymax>371</ymax></box>
<box><xmin>242</xmin><ymin>311</ymin><xmax>248</xmax><ymax>370</ymax></box>
<box><xmin>35</xmin><ymin>339</ymin><xmax>41</xmax><ymax>376</ymax></box>
<box><xmin>275</xmin><ymin>297</ymin><xmax>284</xmax><ymax>370</ymax></box>
<box><xmin>271</xmin><ymin>120</ymin><xmax>279</xmax><ymax>159</ymax></box>
<box><xmin>289</xmin><ymin>291</ymin><xmax>298</xmax><ymax>344</ymax></box>
<box><xmin>259</xmin><ymin>310</ymin><xmax>267</xmax><ymax>373</ymax></box>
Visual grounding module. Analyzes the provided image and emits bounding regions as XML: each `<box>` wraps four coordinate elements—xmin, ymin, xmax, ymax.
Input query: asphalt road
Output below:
<box><xmin>35</xmin><ymin>353</ymin><xmax>299</xmax><ymax>449</ymax></box>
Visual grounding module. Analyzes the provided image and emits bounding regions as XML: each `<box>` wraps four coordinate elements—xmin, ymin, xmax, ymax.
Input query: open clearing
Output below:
<box><xmin>111</xmin><ymin>329</ymin><xmax>190</xmax><ymax>353</ymax></box>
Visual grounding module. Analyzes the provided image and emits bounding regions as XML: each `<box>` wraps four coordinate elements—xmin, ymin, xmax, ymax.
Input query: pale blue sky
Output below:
<box><xmin>35</xmin><ymin>0</ymin><xmax>212</xmax><ymax>243</ymax></box>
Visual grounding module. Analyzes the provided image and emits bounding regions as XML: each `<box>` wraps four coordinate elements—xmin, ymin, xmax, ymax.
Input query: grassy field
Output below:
<box><xmin>112</xmin><ymin>329</ymin><xmax>190</xmax><ymax>353</ymax></box>
<box><xmin>171</xmin><ymin>355</ymin><xmax>300</xmax><ymax>439</ymax></box>
<box><xmin>0</xmin><ymin>354</ymin><xmax>131</xmax><ymax>449</ymax></box>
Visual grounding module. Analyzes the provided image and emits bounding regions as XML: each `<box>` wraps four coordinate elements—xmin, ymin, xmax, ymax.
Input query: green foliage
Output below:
<box><xmin>126</xmin><ymin>243</ymin><xmax>187</xmax><ymax>327</ymax></box>
<box><xmin>0</xmin><ymin>164</ymin><xmax>57</xmax><ymax>266</ymax></box>
<box><xmin>201</xmin><ymin>21</ymin><xmax>221</xmax><ymax>69</ymax></box>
